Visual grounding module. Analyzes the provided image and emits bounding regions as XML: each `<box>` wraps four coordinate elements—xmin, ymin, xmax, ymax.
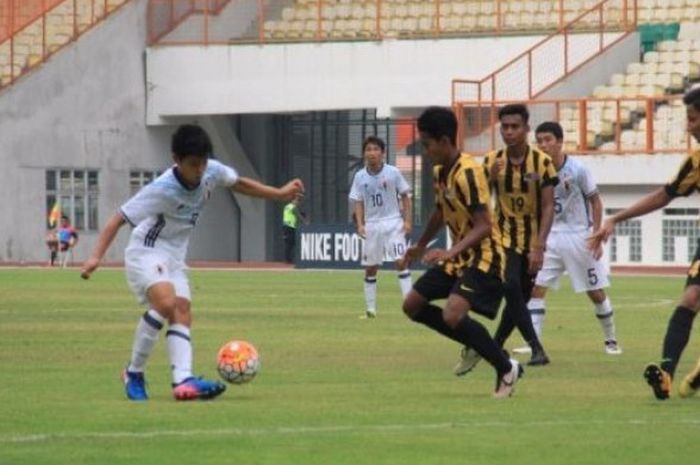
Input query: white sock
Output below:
<box><xmin>594</xmin><ymin>298</ymin><xmax>616</xmax><ymax>341</ymax></box>
<box><xmin>527</xmin><ymin>298</ymin><xmax>546</xmax><ymax>339</ymax></box>
<box><xmin>127</xmin><ymin>309</ymin><xmax>165</xmax><ymax>373</ymax></box>
<box><xmin>364</xmin><ymin>276</ymin><xmax>377</xmax><ymax>314</ymax></box>
<box><xmin>397</xmin><ymin>270</ymin><xmax>412</xmax><ymax>297</ymax></box>
<box><xmin>167</xmin><ymin>323</ymin><xmax>193</xmax><ymax>385</ymax></box>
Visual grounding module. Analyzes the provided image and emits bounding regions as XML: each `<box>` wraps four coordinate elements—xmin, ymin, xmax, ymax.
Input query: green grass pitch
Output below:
<box><xmin>1</xmin><ymin>268</ymin><xmax>700</xmax><ymax>464</ymax></box>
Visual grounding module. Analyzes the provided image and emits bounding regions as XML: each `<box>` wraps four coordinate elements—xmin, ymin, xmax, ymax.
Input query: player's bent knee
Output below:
<box><xmin>587</xmin><ymin>289</ymin><xmax>606</xmax><ymax>304</ymax></box>
<box><xmin>402</xmin><ymin>291</ymin><xmax>424</xmax><ymax>319</ymax></box>
<box><xmin>681</xmin><ymin>285</ymin><xmax>700</xmax><ymax>311</ymax></box>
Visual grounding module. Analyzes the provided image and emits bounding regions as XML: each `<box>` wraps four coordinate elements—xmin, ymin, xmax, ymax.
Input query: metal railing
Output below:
<box><xmin>0</xmin><ymin>0</ymin><xmax>132</xmax><ymax>90</ymax></box>
<box><xmin>147</xmin><ymin>0</ymin><xmax>636</xmax><ymax>46</ymax></box>
<box><xmin>451</xmin><ymin>0</ymin><xmax>637</xmax><ymax>148</ymax></box>
<box><xmin>454</xmin><ymin>95</ymin><xmax>697</xmax><ymax>156</ymax></box>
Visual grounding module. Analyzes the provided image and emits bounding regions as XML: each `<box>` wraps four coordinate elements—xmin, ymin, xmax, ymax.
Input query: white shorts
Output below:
<box><xmin>534</xmin><ymin>230</ymin><xmax>610</xmax><ymax>293</ymax></box>
<box><xmin>362</xmin><ymin>217</ymin><xmax>408</xmax><ymax>266</ymax></box>
<box><xmin>124</xmin><ymin>246</ymin><xmax>191</xmax><ymax>304</ymax></box>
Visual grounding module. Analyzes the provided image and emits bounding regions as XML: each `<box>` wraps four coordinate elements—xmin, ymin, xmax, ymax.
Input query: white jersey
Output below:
<box><xmin>349</xmin><ymin>164</ymin><xmax>410</xmax><ymax>223</ymax></box>
<box><xmin>120</xmin><ymin>159</ymin><xmax>239</xmax><ymax>262</ymax></box>
<box><xmin>551</xmin><ymin>156</ymin><xmax>597</xmax><ymax>233</ymax></box>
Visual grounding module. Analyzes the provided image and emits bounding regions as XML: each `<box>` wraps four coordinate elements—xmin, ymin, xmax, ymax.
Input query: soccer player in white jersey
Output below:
<box><xmin>521</xmin><ymin>122</ymin><xmax>621</xmax><ymax>355</ymax></box>
<box><xmin>349</xmin><ymin>136</ymin><xmax>413</xmax><ymax>318</ymax></box>
<box><xmin>80</xmin><ymin>124</ymin><xmax>304</xmax><ymax>401</ymax></box>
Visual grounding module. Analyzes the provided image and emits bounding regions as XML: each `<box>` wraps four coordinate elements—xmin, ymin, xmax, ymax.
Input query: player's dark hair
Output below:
<box><xmin>683</xmin><ymin>87</ymin><xmax>700</xmax><ymax>111</ymax></box>
<box><xmin>535</xmin><ymin>121</ymin><xmax>564</xmax><ymax>140</ymax></box>
<box><xmin>362</xmin><ymin>135</ymin><xmax>385</xmax><ymax>152</ymax></box>
<box><xmin>171</xmin><ymin>124</ymin><xmax>213</xmax><ymax>159</ymax></box>
<box><xmin>61</xmin><ymin>215</ymin><xmax>69</xmax><ymax>221</ymax></box>
<box><xmin>417</xmin><ymin>106</ymin><xmax>457</xmax><ymax>145</ymax></box>
<box><xmin>498</xmin><ymin>104</ymin><xmax>530</xmax><ymax>124</ymax></box>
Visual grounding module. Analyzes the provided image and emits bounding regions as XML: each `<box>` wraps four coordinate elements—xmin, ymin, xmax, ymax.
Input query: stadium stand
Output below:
<box><xmin>559</xmin><ymin>28</ymin><xmax>700</xmax><ymax>153</ymax></box>
<box><xmin>0</xmin><ymin>0</ymin><xmax>130</xmax><ymax>89</ymax></box>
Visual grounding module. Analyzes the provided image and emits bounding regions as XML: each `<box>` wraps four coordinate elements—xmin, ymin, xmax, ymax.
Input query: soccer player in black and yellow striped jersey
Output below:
<box><xmin>482</xmin><ymin>104</ymin><xmax>559</xmax><ymax>367</ymax></box>
<box><xmin>400</xmin><ymin>107</ymin><xmax>523</xmax><ymax>398</ymax></box>
<box><xmin>590</xmin><ymin>87</ymin><xmax>700</xmax><ymax>400</ymax></box>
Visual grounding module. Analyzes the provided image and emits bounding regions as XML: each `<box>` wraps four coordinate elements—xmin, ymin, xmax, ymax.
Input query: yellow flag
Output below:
<box><xmin>48</xmin><ymin>202</ymin><xmax>61</xmax><ymax>228</ymax></box>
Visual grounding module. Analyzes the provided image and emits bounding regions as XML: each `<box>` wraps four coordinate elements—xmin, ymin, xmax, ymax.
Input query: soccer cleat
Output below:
<box><xmin>173</xmin><ymin>376</ymin><xmax>227</xmax><ymax>401</ymax></box>
<box><xmin>493</xmin><ymin>359</ymin><xmax>524</xmax><ymax>398</ymax></box>
<box><xmin>454</xmin><ymin>346</ymin><xmax>482</xmax><ymax>376</ymax></box>
<box><xmin>359</xmin><ymin>310</ymin><xmax>376</xmax><ymax>320</ymax></box>
<box><xmin>644</xmin><ymin>363</ymin><xmax>672</xmax><ymax>400</ymax></box>
<box><xmin>512</xmin><ymin>345</ymin><xmax>532</xmax><ymax>355</ymax></box>
<box><xmin>121</xmin><ymin>369</ymin><xmax>148</xmax><ymax>401</ymax></box>
<box><xmin>527</xmin><ymin>348</ymin><xmax>550</xmax><ymax>366</ymax></box>
<box><xmin>604</xmin><ymin>340</ymin><xmax>623</xmax><ymax>355</ymax></box>
<box><xmin>679</xmin><ymin>358</ymin><xmax>700</xmax><ymax>398</ymax></box>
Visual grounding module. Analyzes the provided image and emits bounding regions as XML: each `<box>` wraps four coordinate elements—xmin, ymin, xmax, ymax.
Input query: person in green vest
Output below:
<box><xmin>282</xmin><ymin>196</ymin><xmax>308</xmax><ymax>263</ymax></box>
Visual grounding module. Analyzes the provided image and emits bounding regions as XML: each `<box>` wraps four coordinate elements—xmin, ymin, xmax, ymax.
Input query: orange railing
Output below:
<box><xmin>147</xmin><ymin>0</ymin><xmax>635</xmax><ymax>46</ymax></box>
<box><xmin>0</xmin><ymin>0</ymin><xmax>132</xmax><ymax>90</ymax></box>
<box><xmin>0</xmin><ymin>0</ymin><xmax>64</xmax><ymax>42</ymax></box>
<box><xmin>452</xmin><ymin>0</ymin><xmax>637</xmax><ymax>148</ymax></box>
<box><xmin>148</xmin><ymin>0</ymin><xmax>229</xmax><ymax>44</ymax></box>
<box><xmin>454</xmin><ymin>95</ymin><xmax>697</xmax><ymax>156</ymax></box>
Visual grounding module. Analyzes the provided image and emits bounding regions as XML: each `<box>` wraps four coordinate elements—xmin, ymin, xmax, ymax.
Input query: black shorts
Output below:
<box><xmin>413</xmin><ymin>266</ymin><xmax>504</xmax><ymax>320</ymax></box>
<box><xmin>505</xmin><ymin>249</ymin><xmax>537</xmax><ymax>302</ymax></box>
<box><xmin>686</xmin><ymin>242</ymin><xmax>700</xmax><ymax>287</ymax></box>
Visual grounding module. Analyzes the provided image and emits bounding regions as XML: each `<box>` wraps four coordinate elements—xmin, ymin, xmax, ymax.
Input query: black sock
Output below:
<box><xmin>50</xmin><ymin>251</ymin><xmax>57</xmax><ymax>265</ymax></box>
<box><xmin>494</xmin><ymin>304</ymin><xmax>516</xmax><ymax>347</ymax></box>
<box><xmin>455</xmin><ymin>316</ymin><xmax>511</xmax><ymax>374</ymax></box>
<box><xmin>411</xmin><ymin>304</ymin><xmax>462</xmax><ymax>344</ymax></box>
<box><xmin>515</xmin><ymin>306</ymin><xmax>543</xmax><ymax>352</ymax></box>
<box><xmin>660</xmin><ymin>306</ymin><xmax>696</xmax><ymax>376</ymax></box>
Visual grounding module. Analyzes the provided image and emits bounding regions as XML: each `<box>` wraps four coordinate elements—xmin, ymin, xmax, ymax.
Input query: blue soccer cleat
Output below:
<box><xmin>121</xmin><ymin>369</ymin><xmax>148</xmax><ymax>401</ymax></box>
<box><xmin>172</xmin><ymin>376</ymin><xmax>226</xmax><ymax>401</ymax></box>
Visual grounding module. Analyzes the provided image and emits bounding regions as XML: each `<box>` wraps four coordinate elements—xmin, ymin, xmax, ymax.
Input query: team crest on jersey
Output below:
<box><xmin>561</xmin><ymin>174</ymin><xmax>573</xmax><ymax>192</ymax></box>
<box><xmin>524</xmin><ymin>172</ymin><xmax>541</xmax><ymax>182</ymax></box>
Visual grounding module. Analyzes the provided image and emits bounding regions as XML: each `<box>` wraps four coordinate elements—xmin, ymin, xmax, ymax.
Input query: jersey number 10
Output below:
<box><xmin>370</xmin><ymin>193</ymin><xmax>384</xmax><ymax>208</ymax></box>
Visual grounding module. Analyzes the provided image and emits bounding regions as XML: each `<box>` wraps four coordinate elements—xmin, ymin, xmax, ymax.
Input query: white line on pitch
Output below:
<box><xmin>4</xmin><ymin>417</ymin><xmax>700</xmax><ymax>443</ymax></box>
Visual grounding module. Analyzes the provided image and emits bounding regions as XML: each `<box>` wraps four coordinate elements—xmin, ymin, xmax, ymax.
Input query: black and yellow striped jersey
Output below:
<box><xmin>433</xmin><ymin>153</ymin><xmax>504</xmax><ymax>278</ymax></box>
<box><xmin>483</xmin><ymin>145</ymin><xmax>559</xmax><ymax>254</ymax></box>
<box><xmin>665</xmin><ymin>149</ymin><xmax>700</xmax><ymax>198</ymax></box>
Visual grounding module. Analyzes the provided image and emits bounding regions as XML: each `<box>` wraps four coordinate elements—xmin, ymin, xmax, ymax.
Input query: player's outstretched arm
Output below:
<box><xmin>399</xmin><ymin>209</ymin><xmax>443</xmax><ymax>268</ymax></box>
<box><xmin>588</xmin><ymin>187</ymin><xmax>672</xmax><ymax>253</ymax></box>
<box><xmin>80</xmin><ymin>213</ymin><xmax>126</xmax><ymax>280</ymax></box>
<box><xmin>232</xmin><ymin>177</ymin><xmax>304</xmax><ymax>202</ymax></box>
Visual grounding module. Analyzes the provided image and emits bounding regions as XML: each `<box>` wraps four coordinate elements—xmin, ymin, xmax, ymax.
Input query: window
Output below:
<box><xmin>606</xmin><ymin>208</ymin><xmax>642</xmax><ymax>262</ymax></box>
<box><xmin>130</xmin><ymin>170</ymin><xmax>161</xmax><ymax>195</ymax></box>
<box><xmin>46</xmin><ymin>170</ymin><xmax>99</xmax><ymax>231</ymax></box>
<box><xmin>662</xmin><ymin>218</ymin><xmax>700</xmax><ymax>262</ymax></box>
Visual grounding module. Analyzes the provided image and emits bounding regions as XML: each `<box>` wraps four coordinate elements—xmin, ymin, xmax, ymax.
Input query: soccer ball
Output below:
<box><xmin>216</xmin><ymin>340</ymin><xmax>260</xmax><ymax>384</ymax></box>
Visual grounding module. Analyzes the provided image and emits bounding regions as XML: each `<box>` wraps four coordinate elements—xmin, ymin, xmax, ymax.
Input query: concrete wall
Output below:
<box><xmin>540</xmin><ymin>32</ymin><xmax>640</xmax><ymax>100</ymax></box>
<box><xmin>0</xmin><ymin>0</ymin><xmax>163</xmax><ymax>263</ymax></box>
<box><xmin>0</xmin><ymin>0</ymin><xmax>267</xmax><ymax>264</ymax></box>
<box><xmin>146</xmin><ymin>35</ymin><xmax>547</xmax><ymax>123</ymax></box>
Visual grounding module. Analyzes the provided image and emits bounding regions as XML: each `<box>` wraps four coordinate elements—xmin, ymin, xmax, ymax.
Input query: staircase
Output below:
<box><xmin>0</xmin><ymin>0</ymin><xmax>131</xmax><ymax>91</ymax></box>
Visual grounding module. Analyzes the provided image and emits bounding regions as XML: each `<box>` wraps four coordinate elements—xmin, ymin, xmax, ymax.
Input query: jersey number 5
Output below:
<box><xmin>554</xmin><ymin>197</ymin><xmax>563</xmax><ymax>214</ymax></box>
